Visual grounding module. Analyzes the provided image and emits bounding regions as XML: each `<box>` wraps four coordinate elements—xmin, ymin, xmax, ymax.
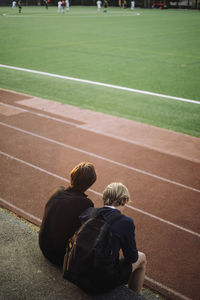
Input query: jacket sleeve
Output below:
<box><xmin>119</xmin><ymin>216</ymin><xmax>139</xmax><ymax>263</ymax></box>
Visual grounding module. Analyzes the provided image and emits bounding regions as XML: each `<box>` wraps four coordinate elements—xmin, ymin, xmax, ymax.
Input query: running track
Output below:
<box><xmin>0</xmin><ymin>89</ymin><xmax>200</xmax><ymax>300</ymax></box>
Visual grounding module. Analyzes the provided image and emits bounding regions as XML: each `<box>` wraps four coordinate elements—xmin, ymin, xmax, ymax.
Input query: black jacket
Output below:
<box><xmin>39</xmin><ymin>186</ymin><xmax>94</xmax><ymax>266</ymax></box>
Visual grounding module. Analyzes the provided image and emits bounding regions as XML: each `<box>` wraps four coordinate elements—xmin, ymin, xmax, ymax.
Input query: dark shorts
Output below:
<box><xmin>109</xmin><ymin>258</ymin><xmax>132</xmax><ymax>288</ymax></box>
<box><xmin>70</xmin><ymin>259</ymin><xmax>132</xmax><ymax>293</ymax></box>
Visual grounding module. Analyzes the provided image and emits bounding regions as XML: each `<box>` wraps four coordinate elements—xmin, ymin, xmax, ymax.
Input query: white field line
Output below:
<box><xmin>2</xmin><ymin>13</ymin><xmax>141</xmax><ymax>18</ymax></box>
<box><xmin>145</xmin><ymin>276</ymin><xmax>192</xmax><ymax>300</ymax></box>
<box><xmin>0</xmin><ymin>150</ymin><xmax>200</xmax><ymax>238</ymax></box>
<box><xmin>1</xmin><ymin>101</ymin><xmax>200</xmax><ymax>164</ymax></box>
<box><xmin>1</xmin><ymin>121</ymin><xmax>199</xmax><ymax>194</ymax></box>
<box><xmin>0</xmin><ymin>64</ymin><xmax>199</xmax><ymax>104</ymax></box>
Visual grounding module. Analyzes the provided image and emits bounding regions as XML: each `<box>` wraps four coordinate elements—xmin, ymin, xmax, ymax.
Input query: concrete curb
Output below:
<box><xmin>0</xmin><ymin>208</ymin><xmax>164</xmax><ymax>300</ymax></box>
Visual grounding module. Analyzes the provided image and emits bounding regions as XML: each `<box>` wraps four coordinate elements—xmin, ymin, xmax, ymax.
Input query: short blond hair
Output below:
<box><xmin>103</xmin><ymin>182</ymin><xmax>130</xmax><ymax>207</ymax></box>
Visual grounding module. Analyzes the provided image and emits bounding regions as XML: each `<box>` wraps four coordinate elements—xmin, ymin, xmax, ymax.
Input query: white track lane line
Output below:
<box><xmin>125</xmin><ymin>204</ymin><xmax>200</xmax><ymax>238</ymax></box>
<box><xmin>1</xmin><ymin>101</ymin><xmax>199</xmax><ymax>164</ymax></box>
<box><xmin>0</xmin><ymin>121</ymin><xmax>199</xmax><ymax>193</ymax></box>
<box><xmin>0</xmin><ymin>102</ymin><xmax>79</xmax><ymax>127</ymax></box>
<box><xmin>0</xmin><ymin>64</ymin><xmax>199</xmax><ymax>104</ymax></box>
<box><xmin>0</xmin><ymin>151</ymin><xmax>199</xmax><ymax>238</ymax></box>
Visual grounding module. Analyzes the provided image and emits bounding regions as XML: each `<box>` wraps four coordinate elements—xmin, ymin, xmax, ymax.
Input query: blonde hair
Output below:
<box><xmin>103</xmin><ymin>182</ymin><xmax>130</xmax><ymax>207</ymax></box>
<box><xmin>70</xmin><ymin>162</ymin><xmax>96</xmax><ymax>192</ymax></box>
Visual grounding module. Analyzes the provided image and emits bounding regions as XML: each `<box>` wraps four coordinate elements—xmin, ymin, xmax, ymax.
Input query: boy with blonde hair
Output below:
<box><xmin>65</xmin><ymin>182</ymin><xmax>147</xmax><ymax>294</ymax></box>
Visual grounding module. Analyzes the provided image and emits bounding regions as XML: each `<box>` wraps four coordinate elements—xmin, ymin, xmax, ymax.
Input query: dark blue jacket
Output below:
<box><xmin>79</xmin><ymin>206</ymin><xmax>138</xmax><ymax>277</ymax></box>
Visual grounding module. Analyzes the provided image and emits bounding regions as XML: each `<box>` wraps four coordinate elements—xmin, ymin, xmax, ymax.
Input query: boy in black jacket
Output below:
<box><xmin>39</xmin><ymin>162</ymin><xmax>97</xmax><ymax>266</ymax></box>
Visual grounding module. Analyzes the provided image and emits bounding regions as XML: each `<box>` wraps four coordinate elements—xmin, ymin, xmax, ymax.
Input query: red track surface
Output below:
<box><xmin>0</xmin><ymin>89</ymin><xmax>200</xmax><ymax>300</ymax></box>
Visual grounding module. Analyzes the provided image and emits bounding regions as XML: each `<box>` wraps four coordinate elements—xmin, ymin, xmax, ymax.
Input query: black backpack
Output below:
<box><xmin>63</xmin><ymin>208</ymin><xmax>122</xmax><ymax>287</ymax></box>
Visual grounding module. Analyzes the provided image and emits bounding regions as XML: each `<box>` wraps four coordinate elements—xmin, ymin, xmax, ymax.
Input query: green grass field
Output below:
<box><xmin>0</xmin><ymin>6</ymin><xmax>200</xmax><ymax>136</ymax></box>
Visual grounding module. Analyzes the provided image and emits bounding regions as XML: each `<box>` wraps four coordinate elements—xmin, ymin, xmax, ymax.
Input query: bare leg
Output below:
<box><xmin>128</xmin><ymin>251</ymin><xmax>147</xmax><ymax>294</ymax></box>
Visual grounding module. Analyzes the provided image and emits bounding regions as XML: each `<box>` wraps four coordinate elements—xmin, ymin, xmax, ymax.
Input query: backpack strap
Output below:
<box><xmin>89</xmin><ymin>207</ymin><xmax>122</xmax><ymax>225</ymax></box>
<box><xmin>104</xmin><ymin>210</ymin><xmax>122</xmax><ymax>225</ymax></box>
<box><xmin>89</xmin><ymin>207</ymin><xmax>98</xmax><ymax>218</ymax></box>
